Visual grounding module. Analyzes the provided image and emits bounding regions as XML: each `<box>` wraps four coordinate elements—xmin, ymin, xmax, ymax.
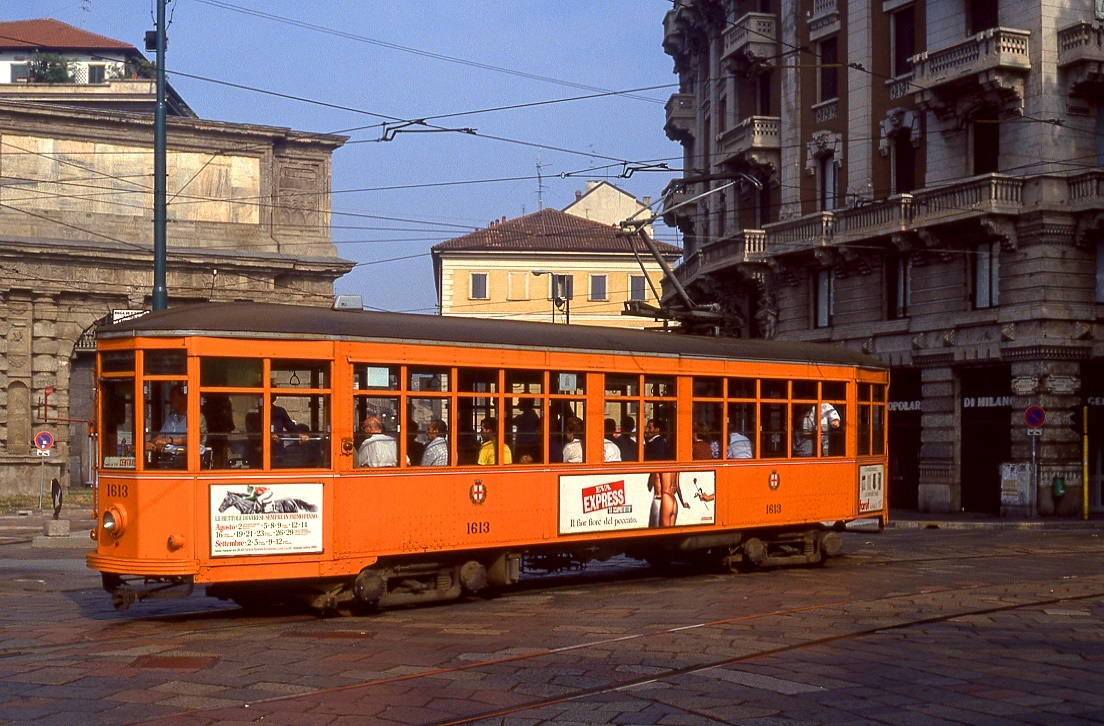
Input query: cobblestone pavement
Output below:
<box><xmin>0</xmin><ymin>513</ymin><xmax>1102</xmax><ymax>724</ymax></box>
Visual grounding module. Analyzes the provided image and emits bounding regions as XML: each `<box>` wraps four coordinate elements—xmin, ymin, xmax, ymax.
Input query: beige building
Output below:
<box><xmin>661</xmin><ymin>0</ymin><xmax>1104</xmax><ymax>516</ymax></box>
<box><xmin>432</xmin><ymin>207</ymin><xmax>680</xmax><ymax>328</ymax></box>
<box><xmin>563</xmin><ymin>180</ymin><xmax>655</xmax><ymax>238</ymax></box>
<box><xmin>0</xmin><ymin>21</ymin><xmax>352</xmax><ymax>495</ymax></box>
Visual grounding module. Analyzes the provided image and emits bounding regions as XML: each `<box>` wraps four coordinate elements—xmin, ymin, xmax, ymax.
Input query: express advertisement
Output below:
<box><xmin>210</xmin><ymin>483</ymin><xmax>323</xmax><ymax>557</ymax></box>
<box><xmin>559</xmin><ymin>470</ymin><xmax>716</xmax><ymax>535</ymax></box>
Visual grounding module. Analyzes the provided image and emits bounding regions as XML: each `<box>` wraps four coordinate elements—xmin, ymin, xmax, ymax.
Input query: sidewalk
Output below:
<box><xmin>888</xmin><ymin>508</ymin><xmax>1104</xmax><ymax>530</ymax></box>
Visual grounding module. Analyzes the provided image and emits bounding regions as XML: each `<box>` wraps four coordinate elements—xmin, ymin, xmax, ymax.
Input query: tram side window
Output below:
<box><xmin>510</xmin><ymin>395</ymin><xmax>544</xmax><ymax>464</ymax></box>
<box><xmin>644</xmin><ymin>372</ymin><xmax>675</xmax><ymax>458</ymax></box>
<box><xmin>691</xmin><ymin>401</ymin><xmax>722</xmax><ymax>459</ymax></box>
<box><xmin>144</xmin><ymin>380</ymin><xmax>203</xmax><ymax>470</ymax></box>
<box><xmin>200</xmin><ymin>357</ymin><xmax>262</xmax><ymax>387</ymax></box>
<box><xmin>726</xmin><ymin>401</ymin><xmax>756</xmax><ymax>459</ymax></box>
<box><xmin>822</xmin><ymin>381</ymin><xmax>847</xmax><ymax>457</ymax></box>
<box><xmin>793</xmin><ymin>382</ymin><xmax>846</xmax><ymax>458</ymax></box>
<box><xmin>271</xmin><ymin>394</ymin><xmax>330</xmax><ymax>469</ymax></box>
<box><xmin>144</xmin><ymin>350</ymin><xmax>186</xmax><ymax>376</ymax></box>
<box><xmin>272</xmin><ymin>359</ymin><xmax>330</xmax><ymax>389</ymax></box>
<box><xmin>760</xmin><ymin>379</ymin><xmax>789</xmax><ymax>459</ymax></box>
<box><xmin>411</xmin><ymin>397</ymin><xmax>452</xmax><ymax>465</ymax></box>
<box><xmin>549</xmin><ymin>398</ymin><xmax>585</xmax><ymax>463</ymax></box>
<box><xmin>100</xmin><ymin>378</ymin><xmax>136</xmax><ymax>469</ymax></box>
<box><xmin>858</xmin><ymin>383</ymin><xmax>887</xmax><ymax>456</ymax></box>
<box><xmin>353</xmin><ymin>396</ymin><xmax>398</xmax><ymax>468</ymax></box>
<box><xmin>203</xmin><ymin>393</ymin><xmax>256</xmax><ymax>469</ymax></box>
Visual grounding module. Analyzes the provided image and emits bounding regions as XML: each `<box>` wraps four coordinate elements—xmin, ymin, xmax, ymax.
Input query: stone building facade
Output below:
<box><xmin>0</xmin><ymin>99</ymin><xmax>352</xmax><ymax>495</ymax></box>
<box><xmin>661</xmin><ymin>0</ymin><xmax>1104</xmax><ymax>515</ymax></box>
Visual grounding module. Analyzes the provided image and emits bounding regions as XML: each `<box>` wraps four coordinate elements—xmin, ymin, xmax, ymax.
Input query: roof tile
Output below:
<box><xmin>433</xmin><ymin>208</ymin><xmax>680</xmax><ymax>255</ymax></box>
<box><xmin>0</xmin><ymin>19</ymin><xmax>135</xmax><ymax>52</ymax></box>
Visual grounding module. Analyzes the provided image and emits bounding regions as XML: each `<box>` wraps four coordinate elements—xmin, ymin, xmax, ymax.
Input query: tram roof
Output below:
<box><xmin>99</xmin><ymin>303</ymin><xmax>886</xmax><ymax>370</ymax></box>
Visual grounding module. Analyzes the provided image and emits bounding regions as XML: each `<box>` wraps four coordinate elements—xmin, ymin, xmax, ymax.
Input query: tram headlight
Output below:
<box><xmin>102</xmin><ymin>505</ymin><xmax>127</xmax><ymax>537</ymax></box>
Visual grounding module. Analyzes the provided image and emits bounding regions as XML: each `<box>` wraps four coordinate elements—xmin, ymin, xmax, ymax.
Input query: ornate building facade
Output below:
<box><xmin>661</xmin><ymin>0</ymin><xmax>1104</xmax><ymax>515</ymax></box>
<box><xmin>0</xmin><ymin>24</ymin><xmax>351</xmax><ymax>495</ymax></box>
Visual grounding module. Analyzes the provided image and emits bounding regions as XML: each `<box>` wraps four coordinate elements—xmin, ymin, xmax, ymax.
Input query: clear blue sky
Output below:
<box><xmin>17</xmin><ymin>0</ymin><xmax>684</xmax><ymax>313</ymax></box>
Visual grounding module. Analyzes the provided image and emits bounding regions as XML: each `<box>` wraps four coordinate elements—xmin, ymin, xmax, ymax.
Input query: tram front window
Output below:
<box><xmin>144</xmin><ymin>381</ymin><xmax>205</xmax><ymax>469</ymax></box>
<box><xmin>100</xmin><ymin>378</ymin><xmax>136</xmax><ymax>469</ymax></box>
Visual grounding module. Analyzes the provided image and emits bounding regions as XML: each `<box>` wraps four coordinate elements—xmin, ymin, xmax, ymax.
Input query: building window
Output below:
<box><xmin>972</xmin><ymin>241</ymin><xmax>1000</xmax><ymax>309</ymax></box>
<box><xmin>630</xmin><ymin>275</ymin><xmax>647</xmax><ymax>301</ymax></box>
<box><xmin>819</xmin><ymin>154</ymin><xmax>838</xmax><ymax>211</ymax></box>
<box><xmin>887</xmin><ymin>252</ymin><xmax>911</xmax><ymax>319</ymax></box>
<box><xmin>972</xmin><ymin>108</ymin><xmax>999</xmax><ymax>175</ymax></box>
<box><xmin>968</xmin><ymin>0</ymin><xmax>998</xmax><ymax>34</ymax></box>
<box><xmin>892</xmin><ymin>132</ymin><xmax>917</xmax><ymax>194</ymax></box>
<box><xmin>87</xmin><ymin>64</ymin><xmax>106</xmax><ymax>83</ymax></box>
<box><xmin>814</xmin><ymin>269</ymin><xmax>834</xmax><ymax>328</ymax></box>
<box><xmin>589</xmin><ymin>274</ymin><xmax>607</xmax><ymax>301</ymax></box>
<box><xmin>552</xmin><ymin>274</ymin><xmax>574</xmax><ymax>301</ymax></box>
<box><xmin>891</xmin><ymin>6</ymin><xmax>915</xmax><ymax>78</ymax></box>
<box><xmin>819</xmin><ymin>37</ymin><xmax>838</xmax><ymax>102</ymax></box>
<box><xmin>10</xmin><ymin>63</ymin><xmax>29</xmax><ymax>82</ymax></box>
<box><xmin>470</xmin><ymin>272</ymin><xmax>488</xmax><ymax>300</ymax></box>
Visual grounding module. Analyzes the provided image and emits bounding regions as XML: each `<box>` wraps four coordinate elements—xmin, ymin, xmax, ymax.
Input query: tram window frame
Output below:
<box><xmin>760</xmin><ymin>378</ymin><xmax>789</xmax><ymax>459</ymax></box>
<box><xmin>643</xmin><ymin>375</ymin><xmax>677</xmax><ymax>462</ymax></box>
<box><xmin>271</xmin><ymin>393</ymin><xmax>331</xmax><ymax>469</ymax></box>
<box><xmin>142</xmin><ymin>378</ymin><xmax>196</xmax><ymax>471</ymax></box>
<box><xmin>603</xmin><ymin>375</ymin><xmax>640</xmax><ymax>462</ymax></box>
<box><xmin>99</xmin><ymin>376</ymin><xmax>137</xmax><ymax>469</ymax></box>
<box><xmin>411</xmin><ymin>396</ymin><xmax>453</xmax><ymax>466</ymax></box>
<box><xmin>457</xmin><ymin>367</ymin><xmax>506</xmax><ymax>465</ymax></box>
<box><xmin>354</xmin><ymin>364</ymin><xmax>400</xmax><ymax>391</ymax></box>
<box><xmin>858</xmin><ymin>382</ymin><xmax>888</xmax><ymax>456</ymax></box>
<box><xmin>200</xmin><ymin>357</ymin><xmax>262</xmax><ymax>388</ymax></box>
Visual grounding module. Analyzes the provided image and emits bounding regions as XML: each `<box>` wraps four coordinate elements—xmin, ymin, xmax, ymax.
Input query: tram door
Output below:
<box><xmin>888</xmin><ymin>368</ymin><xmax>920</xmax><ymax>510</ymax></box>
<box><xmin>959</xmin><ymin>366</ymin><xmax>1011</xmax><ymax>514</ymax></box>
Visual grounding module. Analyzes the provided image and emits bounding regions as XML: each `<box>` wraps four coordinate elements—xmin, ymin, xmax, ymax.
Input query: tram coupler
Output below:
<box><xmin>104</xmin><ymin>574</ymin><xmax>194</xmax><ymax>610</ymax></box>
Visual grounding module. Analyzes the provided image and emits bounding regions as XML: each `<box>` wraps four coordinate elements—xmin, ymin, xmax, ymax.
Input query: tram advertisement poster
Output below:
<box><xmin>858</xmin><ymin>464</ymin><xmax>886</xmax><ymax>514</ymax></box>
<box><xmin>210</xmin><ymin>483</ymin><xmax>322</xmax><ymax>557</ymax></box>
<box><xmin>558</xmin><ymin>470</ymin><xmax>716</xmax><ymax>535</ymax></box>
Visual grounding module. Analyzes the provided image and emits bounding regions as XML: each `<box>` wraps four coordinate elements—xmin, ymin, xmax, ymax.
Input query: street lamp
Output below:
<box><xmin>531</xmin><ymin>269</ymin><xmax>570</xmax><ymax>324</ymax></box>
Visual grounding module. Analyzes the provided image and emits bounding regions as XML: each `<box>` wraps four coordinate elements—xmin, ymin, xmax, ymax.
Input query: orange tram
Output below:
<box><xmin>88</xmin><ymin>302</ymin><xmax>889</xmax><ymax>613</ymax></box>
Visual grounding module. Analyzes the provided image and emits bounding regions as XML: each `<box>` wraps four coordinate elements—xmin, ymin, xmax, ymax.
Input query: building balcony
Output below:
<box><xmin>721</xmin><ymin>13</ymin><xmax>777</xmax><ymax>70</ymax></box>
<box><xmin>716</xmin><ymin>115</ymin><xmax>780</xmax><ymax>171</ymax></box>
<box><xmin>665</xmin><ymin>93</ymin><xmax>696</xmax><ymax>143</ymax></box>
<box><xmin>661</xmin><ymin>179</ymin><xmax>696</xmax><ymax>229</ymax></box>
<box><xmin>1058</xmin><ymin>21</ymin><xmax>1104</xmax><ymax>100</ymax></box>
<box><xmin>909</xmin><ymin>27</ymin><xmax>1030</xmax><ymax>120</ymax></box>
<box><xmin>807</xmin><ymin>0</ymin><xmax>839</xmax><ymax>41</ymax></box>
<box><xmin>673</xmin><ymin>229</ymin><xmax>768</xmax><ymax>288</ymax></box>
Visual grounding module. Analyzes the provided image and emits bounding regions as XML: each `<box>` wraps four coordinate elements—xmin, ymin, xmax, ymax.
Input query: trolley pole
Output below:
<box><xmin>152</xmin><ymin>0</ymin><xmax>169</xmax><ymax>311</ymax></box>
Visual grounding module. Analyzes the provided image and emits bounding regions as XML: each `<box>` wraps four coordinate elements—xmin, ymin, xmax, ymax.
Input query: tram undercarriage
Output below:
<box><xmin>104</xmin><ymin>526</ymin><xmax>844</xmax><ymax>614</ymax></box>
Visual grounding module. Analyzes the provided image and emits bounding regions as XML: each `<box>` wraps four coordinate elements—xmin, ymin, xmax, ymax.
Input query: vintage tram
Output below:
<box><xmin>87</xmin><ymin>303</ymin><xmax>888</xmax><ymax>612</ymax></box>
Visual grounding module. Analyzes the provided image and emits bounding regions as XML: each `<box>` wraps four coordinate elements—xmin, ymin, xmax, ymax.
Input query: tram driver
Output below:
<box><xmin>145</xmin><ymin>384</ymin><xmax>207</xmax><ymax>468</ymax></box>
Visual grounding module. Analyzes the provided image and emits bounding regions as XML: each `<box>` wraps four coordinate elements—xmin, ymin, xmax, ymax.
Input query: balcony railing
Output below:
<box><xmin>716</xmin><ymin>115</ymin><xmax>780</xmax><ymax>168</ymax></box>
<box><xmin>670</xmin><ymin>173</ymin><xmax>1101</xmax><ymax>276</ymax></box>
<box><xmin>1058</xmin><ymin>21</ymin><xmax>1104</xmax><ymax>67</ymax></box>
<box><xmin>722</xmin><ymin>13</ymin><xmax>777</xmax><ymax>64</ymax></box>
<box><xmin>910</xmin><ymin>27</ymin><xmax>1030</xmax><ymax>91</ymax></box>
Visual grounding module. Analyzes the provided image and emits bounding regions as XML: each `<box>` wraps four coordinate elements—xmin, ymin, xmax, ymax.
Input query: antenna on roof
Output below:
<box><xmin>536</xmin><ymin>150</ymin><xmax>546</xmax><ymax>210</ymax></box>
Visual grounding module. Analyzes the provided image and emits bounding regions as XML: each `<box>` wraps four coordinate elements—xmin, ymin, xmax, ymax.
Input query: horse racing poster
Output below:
<box><xmin>558</xmin><ymin>470</ymin><xmax>715</xmax><ymax>535</ymax></box>
<box><xmin>210</xmin><ymin>483</ymin><xmax>322</xmax><ymax>557</ymax></box>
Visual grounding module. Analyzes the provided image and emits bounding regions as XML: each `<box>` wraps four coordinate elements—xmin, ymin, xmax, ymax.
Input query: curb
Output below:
<box><xmin>32</xmin><ymin>532</ymin><xmax>95</xmax><ymax>549</ymax></box>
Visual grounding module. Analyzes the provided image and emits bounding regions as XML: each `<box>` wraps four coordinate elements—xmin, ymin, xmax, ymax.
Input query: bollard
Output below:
<box><xmin>1052</xmin><ymin>475</ymin><xmax>1065</xmax><ymax>498</ymax></box>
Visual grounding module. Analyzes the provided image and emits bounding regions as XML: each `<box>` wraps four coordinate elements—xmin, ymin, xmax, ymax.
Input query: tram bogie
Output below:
<box><xmin>87</xmin><ymin>303</ymin><xmax>889</xmax><ymax>614</ymax></box>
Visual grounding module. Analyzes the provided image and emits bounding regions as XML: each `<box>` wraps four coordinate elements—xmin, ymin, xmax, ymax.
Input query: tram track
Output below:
<box><xmin>0</xmin><ymin>539</ymin><xmax>1098</xmax><ymax>662</ymax></box>
<box><xmin>115</xmin><ymin>545</ymin><xmax>1104</xmax><ymax>724</ymax></box>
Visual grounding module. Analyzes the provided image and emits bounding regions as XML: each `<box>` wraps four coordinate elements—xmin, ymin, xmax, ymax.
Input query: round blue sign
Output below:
<box><xmin>34</xmin><ymin>431</ymin><xmax>55</xmax><ymax>450</ymax></box>
<box><xmin>1024</xmin><ymin>406</ymin><xmax>1045</xmax><ymax>428</ymax></box>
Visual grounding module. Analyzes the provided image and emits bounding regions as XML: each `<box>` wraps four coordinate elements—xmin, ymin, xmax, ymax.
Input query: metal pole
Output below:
<box><xmin>152</xmin><ymin>0</ymin><xmax>168</xmax><ymax>310</ymax></box>
<box><xmin>1030</xmin><ymin>434</ymin><xmax>1038</xmax><ymax>518</ymax></box>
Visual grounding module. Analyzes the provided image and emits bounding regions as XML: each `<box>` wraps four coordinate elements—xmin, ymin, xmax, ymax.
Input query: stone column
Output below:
<box><xmin>917</xmin><ymin>363</ymin><xmax>957</xmax><ymax>512</ymax></box>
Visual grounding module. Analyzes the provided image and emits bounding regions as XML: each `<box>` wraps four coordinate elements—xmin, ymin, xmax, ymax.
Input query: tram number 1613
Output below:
<box><xmin>466</xmin><ymin>521</ymin><xmax>491</xmax><ymax>535</ymax></box>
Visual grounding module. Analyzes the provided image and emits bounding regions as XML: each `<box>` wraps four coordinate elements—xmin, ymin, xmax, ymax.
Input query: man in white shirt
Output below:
<box><xmin>356</xmin><ymin>416</ymin><xmax>397</xmax><ymax>467</ymax></box>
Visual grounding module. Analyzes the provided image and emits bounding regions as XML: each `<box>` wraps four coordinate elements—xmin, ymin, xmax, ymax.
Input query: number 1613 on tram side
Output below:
<box><xmin>88</xmin><ymin>303</ymin><xmax>888</xmax><ymax>613</ymax></box>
